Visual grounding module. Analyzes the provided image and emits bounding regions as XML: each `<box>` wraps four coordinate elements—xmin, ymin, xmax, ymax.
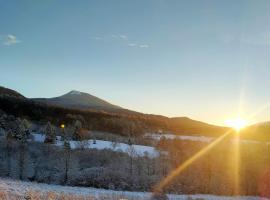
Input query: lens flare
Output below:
<box><xmin>154</xmin><ymin>130</ymin><xmax>234</xmax><ymax>193</ymax></box>
<box><xmin>225</xmin><ymin>118</ymin><xmax>247</xmax><ymax>131</ymax></box>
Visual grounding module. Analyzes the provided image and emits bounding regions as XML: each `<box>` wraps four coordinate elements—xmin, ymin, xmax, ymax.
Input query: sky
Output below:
<box><xmin>1</xmin><ymin>0</ymin><xmax>270</xmax><ymax>126</ymax></box>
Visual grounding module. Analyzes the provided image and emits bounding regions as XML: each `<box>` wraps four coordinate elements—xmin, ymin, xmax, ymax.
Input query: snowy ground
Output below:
<box><xmin>32</xmin><ymin>133</ymin><xmax>159</xmax><ymax>158</ymax></box>
<box><xmin>0</xmin><ymin>178</ymin><xmax>267</xmax><ymax>200</ymax></box>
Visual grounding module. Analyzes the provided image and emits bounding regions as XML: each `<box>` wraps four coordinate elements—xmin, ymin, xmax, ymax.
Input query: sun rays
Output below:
<box><xmin>233</xmin><ymin>133</ymin><xmax>241</xmax><ymax>195</ymax></box>
<box><xmin>225</xmin><ymin>118</ymin><xmax>247</xmax><ymax>131</ymax></box>
<box><xmin>154</xmin><ymin>129</ymin><xmax>234</xmax><ymax>193</ymax></box>
<box><xmin>154</xmin><ymin>101</ymin><xmax>270</xmax><ymax>194</ymax></box>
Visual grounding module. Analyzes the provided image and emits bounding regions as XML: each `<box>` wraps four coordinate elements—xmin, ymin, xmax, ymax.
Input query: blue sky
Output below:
<box><xmin>1</xmin><ymin>0</ymin><xmax>270</xmax><ymax>125</ymax></box>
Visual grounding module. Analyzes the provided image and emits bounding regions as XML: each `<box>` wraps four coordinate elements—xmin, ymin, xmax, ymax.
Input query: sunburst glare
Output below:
<box><xmin>225</xmin><ymin>118</ymin><xmax>247</xmax><ymax>131</ymax></box>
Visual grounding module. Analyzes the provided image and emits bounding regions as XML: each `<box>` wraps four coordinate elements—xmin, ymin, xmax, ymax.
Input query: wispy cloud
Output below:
<box><xmin>2</xmin><ymin>34</ymin><xmax>21</xmax><ymax>46</ymax></box>
<box><xmin>128</xmin><ymin>43</ymin><xmax>137</xmax><ymax>47</ymax></box>
<box><xmin>90</xmin><ymin>36</ymin><xmax>102</xmax><ymax>40</ymax></box>
<box><xmin>127</xmin><ymin>43</ymin><xmax>149</xmax><ymax>48</ymax></box>
<box><xmin>91</xmin><ymin>34</ymin><xmax>150</xmax><ymax>48</ymax></box>
<box><xmin>110</xmin><ymin>34</ymin><xmax>129</xmax><ymax>41</ymax></box>
<box><xmin>139</xmin><ymin>44</ymin><xmax>149</xmax><ymax>48</ymax></box>
<box><xmin>119</xmin><ymin>35</ymin><xmax>128</xmax><ymax>40</ymax></box>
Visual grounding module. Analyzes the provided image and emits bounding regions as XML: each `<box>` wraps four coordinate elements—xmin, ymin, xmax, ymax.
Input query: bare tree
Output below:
<box><xmin>127</xmin><ymin>145</ymin><xmax>137</xmax><ymax>175</ymax></box>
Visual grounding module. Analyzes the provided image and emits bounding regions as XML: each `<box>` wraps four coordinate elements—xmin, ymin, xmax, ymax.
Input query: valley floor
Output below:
<box><xmin>0</xmin><ymin>178</ymin><xmax>268</xmax><ymax>200</ymax></box>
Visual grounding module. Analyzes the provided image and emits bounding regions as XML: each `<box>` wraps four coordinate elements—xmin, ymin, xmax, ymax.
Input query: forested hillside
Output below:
<box><xmin>0</xmin><ymin>86</ymin><xmax>229</xmax><ymax>138</ymax></box>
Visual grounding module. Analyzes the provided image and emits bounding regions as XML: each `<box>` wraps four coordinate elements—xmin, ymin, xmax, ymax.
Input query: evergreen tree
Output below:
<box><xmin>12</xmin><ymin>118</ymin><xmax>31</xmax><ymax>180</ymax></box>
<box><xmin>72</xmin><ymin>120</ymin><xmax>83</xmax><ymax>141</ymax></box>
<box><xmin>44</xmin><ymin>121</ymin><xmax>56</xmax><ymax>144</ymax></box>
<box><xmin>0</xmin><ymin>114</ymin><xmax>13</xmax><ymax>176</ymax></box>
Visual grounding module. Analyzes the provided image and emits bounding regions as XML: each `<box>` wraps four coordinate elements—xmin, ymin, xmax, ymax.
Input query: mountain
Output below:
<box><xmin>240</xmin><ymin>121</ymin><xmax>270</xmax><ymax>141</ymax></box>
<box><xmin>0</xmin><ymin>86</ymin><xmax>25</xmax><ymax>99</ymax></box>
<box><xmin>169</xmin><ymin>117</ymin><xmax>229</xmax><ymax>136</ymax></box>
<box><xmin>33</xmin><ymin>90</ymin><xmax>122</xmax><ymax>111</ymax></box>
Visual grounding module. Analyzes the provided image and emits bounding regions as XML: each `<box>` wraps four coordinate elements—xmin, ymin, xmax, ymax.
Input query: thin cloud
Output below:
<box><xmin>110</xmin><ymin>34</ymin><xmax>129</xmax><ymax>41</ymax></box>
<box><xmin>90</xmin><ymin>36</ymin><xmax>102</xmax><ymax>40</ymax></box>
<box><xmin>3</xmin><ymin>34</ymin><xmax>21</xmax><ymax>46</ymax></box>
<box><xmin>128</xmin><ymin>43</ymin><xmax>150</xmax><ymax>48</ymax></box>
<box><xmin>91</xmin><ymin>34</ymin><xmax>128</xmax><ymax>41</ymax></box>
<box><xmin>91</xmin><ymin>34</ymin><xmax>149</xmax><ymax>48</ymax></box>
<box><xmin>128</xmin><ymin>43</ymin><xmax>137</xmax><ymax>47</ymax></box>
<box><xmin>139</xmin><ymin>44</ymin><xmax>149</xmax><ymax>48</ymax></box>
<box><xmin>119</xmin><ymin>34</ymin><xmax>128</xmax><ymax>40</ymax></box>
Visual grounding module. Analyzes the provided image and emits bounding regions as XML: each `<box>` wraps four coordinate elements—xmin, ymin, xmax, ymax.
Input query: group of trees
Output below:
<box><xmin>0</xmin><ymin>114</ymin><xmax>31</xmax><ymax>180</ymax></box>
<box><xmin>43</xmin><ymin>119</ymin><xmax>84</xmax><ymax>144</ymax></box>
<box><xmin>0</xmin><ymin>113</ymin><xmax>86</xmax><ymax>184</ymax></box>
<box><xmin>0</xmin><ymin>113</ymin><xmax>165</xmax><ymax>191</ymax></box>
<box><xmin>0</xmin><ymin>139</ymin><xmax>164</xmax><ymax>191</ymax></box>
<box><xmin>42</xmin><ymin>119</ymin><xmax>86</xmax><ymax>185</ymax></box>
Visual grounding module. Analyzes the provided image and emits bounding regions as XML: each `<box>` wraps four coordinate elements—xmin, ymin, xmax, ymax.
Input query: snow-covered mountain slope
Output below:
<box><xmin>32</xmin><ymin>133</ymin><xmax>159</xmax><ymax>158</ymax></box>
<box><xmin>0</xmin><ymin>178</ymin><xmax>267</xmax><ymax>200</ymax></box>
<box><xmin>33</xmin><ymin>90</ymin><xmax>122</xmax><ymax>111</ymax></box>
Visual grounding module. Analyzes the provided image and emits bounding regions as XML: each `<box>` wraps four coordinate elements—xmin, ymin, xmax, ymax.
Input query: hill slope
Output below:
<box><xmin>240</xmin><ymin>121</ymin><xmax>270</xmax><ymax>141</ymax></box>
<box><xmin>169</xmin><ymin>117</ymin><xmax>228</xmax><ymax>135</ymax></box>
<box><xmin>0</xmin><ymin>86</ymin><xmax>25</xmax><ymax>99</ymax></box>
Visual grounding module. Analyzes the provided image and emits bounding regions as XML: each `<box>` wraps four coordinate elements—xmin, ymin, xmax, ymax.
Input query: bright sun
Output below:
<box><xmin>224</xmin><ymin>118</ymin><xmax>247</xmax><ymax>131</ymax></box>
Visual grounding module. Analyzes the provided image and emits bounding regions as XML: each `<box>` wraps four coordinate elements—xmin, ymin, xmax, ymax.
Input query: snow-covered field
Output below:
<box><xmin>32</xmin><ymin>133</ymin><xmax>159</xmax><ymax>158</ymax></box>
<box><xmin>0</xmin><ymin>178</ymin><xmax>267</xmax><ymax>200</ymax></box>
